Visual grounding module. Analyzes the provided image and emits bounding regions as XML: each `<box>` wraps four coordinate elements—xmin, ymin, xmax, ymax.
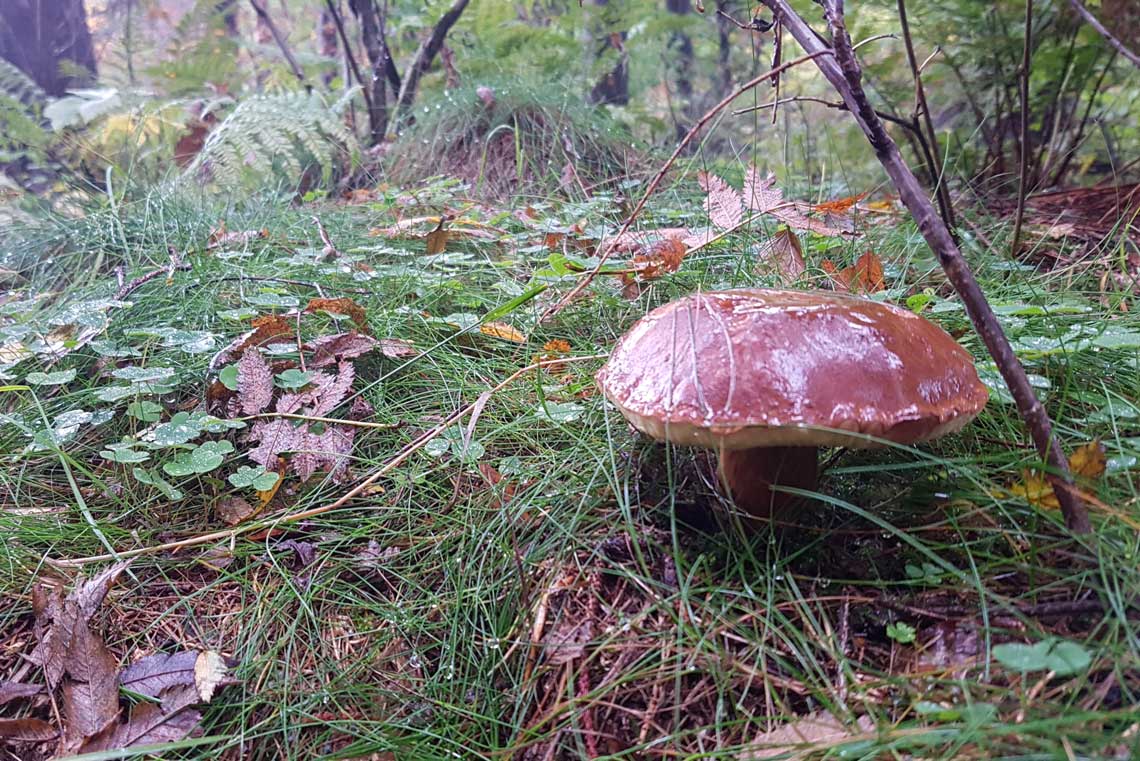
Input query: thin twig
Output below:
<box><xmin>538</xmin><ymin>47</ymin><xmax>834</xmax><ymax>324</ymax></box>
<box><xmin>323</xmin><ymin>0</ymin><xmax>374</xmax><ymax>117</ymax></box>
<box><xmin>248</xmin><ymin>0</ymin><xmax>307</xmax><ymax>83</ymax></box>
<box><xmin>759</xmin><ymin>0</ymin><xmax>1090</xmax><ymax>534</ymax></box>
<box><xmin>1068</xmin><ymin>0</ymin><xmax>1140</xmax><ymax>69</ymax></box>
<box><xmin>1010</xmin><ymin>0</ymin><xmax>1033</xmax><ymax>256</ymax></box>
<box><xmin>897</xmin><ymin>0</ymin><xmax>956</xmax><ymax>231</ymax></box>
<box><xmin>47</xmin><ymin>355</ymin><xmax>606</xmax><ymax>568</ymax></box>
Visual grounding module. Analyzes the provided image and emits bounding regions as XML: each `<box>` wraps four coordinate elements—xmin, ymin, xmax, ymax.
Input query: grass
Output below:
<box><xmin>1</xmin><ymin>171</ymin><xmax>1138</xmax><ymax>760</ymax></box>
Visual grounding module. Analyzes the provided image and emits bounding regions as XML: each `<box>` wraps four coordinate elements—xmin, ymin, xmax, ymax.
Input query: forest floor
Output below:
<box><xmin>1</xmin><ymin>173</ymin><xmax>1138</xmax><ymax>759</ymax></box>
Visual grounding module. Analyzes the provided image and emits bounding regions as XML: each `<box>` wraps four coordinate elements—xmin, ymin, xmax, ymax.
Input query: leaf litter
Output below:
<box><xmin>6</xmin><ymin>563</ymin><xmax>232</xmax><ymax>755</ymax></box>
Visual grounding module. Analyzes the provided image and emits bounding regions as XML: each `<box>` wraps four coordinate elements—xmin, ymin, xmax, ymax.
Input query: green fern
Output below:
<box><xmin>182</xmin><ymin>90</ymin><xmax>359</xmax><ymax>190</ymax></box>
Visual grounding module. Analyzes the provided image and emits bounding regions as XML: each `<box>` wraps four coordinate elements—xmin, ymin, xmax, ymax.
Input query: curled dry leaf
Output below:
<box><xmin>211</xmin><ymin>313</ymin><xmax>292</xmax><ymax>369</ymax></box>
<box><xmin>480</xmin><ymin>322</ymin><xmax>527</xmax><ymax>343</ymax></box>
<box><xmin>754</xmin><ymin>228</ymin><xmax>806</xmax><ymax>283</ymax></box>
<box><xmin>206</xmin><ymin>225</ymin><xmax>268</xmax><ymax>250</ymax></box>
<box><xmin>304</xmin><ymin>297</ymin><xmax>369</xmax><ymax>332</ymax></box>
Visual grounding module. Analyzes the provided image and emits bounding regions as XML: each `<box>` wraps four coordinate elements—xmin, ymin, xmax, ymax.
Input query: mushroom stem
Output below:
<box><xmin>717</xmin><ymin>446</ymin><xmax>819</xmax><ymax>522</ymax></box>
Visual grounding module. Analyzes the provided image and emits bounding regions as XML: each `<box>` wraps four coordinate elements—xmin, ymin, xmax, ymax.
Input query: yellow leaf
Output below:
<box><xmin>1007</xmin><ymin>470</ymin><xmax>1060</xmax><ymax>510</ymax></box>
<box><xmin>1005</xmin><ymin>440</ymin><xmax>1105</xmax><ymax>511</ymax></box>
<box><xmin>480</xmin><ymin>321</ymin><xmax>527</xmax><ymax>343</ymax></box>
<box><xmin>256</xmin><ymin>472</ymin><xmax>284</xmax><ymax>506</ymax></box>
<box><xmin>1069</xmin><ymin>440</ymin><xmax>1106</xmax><ymax>480</ymax></box>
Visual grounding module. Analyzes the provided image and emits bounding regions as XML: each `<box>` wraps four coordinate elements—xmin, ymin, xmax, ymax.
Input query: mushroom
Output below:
<box><xmin>595</xmin><ymin>289</ymin><xmax>989</xmax><ymax>523</ymax></box>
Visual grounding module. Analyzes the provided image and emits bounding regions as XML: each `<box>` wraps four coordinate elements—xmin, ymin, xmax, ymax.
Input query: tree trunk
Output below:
<box><xmin>394</xmin><ymin>0</ymin><xmax>472</xmax><ymax>123</ymax></box>
<box><xmin>318</xmin><ymin>4</ymin><xmax>338</xmax><ymax>85</ymax></box>
<box><xmin>666</xmin><ymin>0</ymin><xmax>694</xmax><ymax>137</ymax></box>
<box><xmin>715</xmin><ymin>0</ymin><xmax>733</xmax><ymax>93</ymax></box>
<box><xmin>349</xmin><ymin>0</ymin><xmax>392</xmax><ymax>144</ymax></box>
<box><xmin>0</xmin><ymin>0</ymin><xmax>97</xmax><ymax>96</ymax></box>
<box><xmin>587</xmin><ymin>0</ymin><xmax>629</xmax><ymax>105</ymax></box>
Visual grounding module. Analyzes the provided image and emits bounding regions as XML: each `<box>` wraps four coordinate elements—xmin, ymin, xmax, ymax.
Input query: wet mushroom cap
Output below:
<box><xmin>596</xmin><ymin>289</ymin><xmax>989</xmax><ymax>449</ymax></box>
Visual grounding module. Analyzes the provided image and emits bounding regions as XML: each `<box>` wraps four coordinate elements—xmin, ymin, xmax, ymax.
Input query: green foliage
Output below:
<box><xmin>0</xmin><ymin>58</ymin><xmax>52</xmax><ymax>164</ymax></box>
<box><xmin>181</xmin><ymin>89</ymin><xmax>359</xmax><ymax>192</ymax></box>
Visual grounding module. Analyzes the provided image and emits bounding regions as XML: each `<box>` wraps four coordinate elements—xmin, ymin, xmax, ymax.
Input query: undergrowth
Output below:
<box><xmin>0</xmin><ymin>173</ymin><xmax>1138</xmax><ymax>760</ymax></box>
<box><xmin>383</xmin><ymin>78</ymin><xmax>640</xmax><ymax>200</ymax></box>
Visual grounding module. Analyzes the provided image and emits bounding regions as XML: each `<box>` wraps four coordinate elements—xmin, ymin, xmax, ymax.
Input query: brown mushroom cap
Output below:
<box><xmin>596</xmin><ymin>289</ymin><xmax>989</xmax><ymax>450</ymax></box>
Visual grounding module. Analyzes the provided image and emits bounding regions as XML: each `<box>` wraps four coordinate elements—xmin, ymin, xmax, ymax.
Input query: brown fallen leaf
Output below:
<box><xmin>304</xmin><ymin>297</ymin><xmax>369</xmax><ymax>332</ymax></box>
<box><xmin>746</xmin><ymin>711</ymin><xmax>874</xmax><ymax>759</ymax></box>
<box><xmin>0</xmin><ymin>717</ymin><xmax>58</xmax><ymax>742</ymax></box>
<box><xmin>306</xmin><ymin>331</ymin><xmax>380</xmax><ymax>367</ymax></box>
<box><xmin>216</xmin><ymin>496</ymin><xmax>257</xmax><ymax>526</ymax></box>
<box><xmin>754</xmin><ymin>227</ymin><xmax>805</xmax><ymax>282</ymax></box>
<box><xmin>425</xmin><ymin>220</ymin><xmax>451</xmax><ymax>255</ymax></box>
<box><xmin>0</xmin><ymin>681</ymin><xmax>43</xmax><ymax>707</ymax></box>
<box><xmin>210</xmin><ymin>313</ymin><xmax>293</xmax><ymax>369</ymax></box>
<box><xmin>823</xmin><ymin>251</ymin><xmax>886</xmax><ymax>293</ymax></box>
<box><xmin>236</xmin><ymin>347</ymin><xmax>273</xmax><ymax>416</ymax></box>
<box><xmin>811</xmin><ymin>191</ymin><xmax>870</xmax><ymax>215</ymax></box>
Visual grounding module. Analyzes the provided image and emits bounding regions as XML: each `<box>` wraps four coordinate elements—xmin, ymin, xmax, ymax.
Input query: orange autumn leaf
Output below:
<box><xmin>305</xmin><ymin>297</ymin><xmax>369</xmax><ymax>332</ymax></box>
<box><xmin>823</xmin><ymin>251</ymin><xmax>885</xmax><ymax>293</ymax></box>
<box><xmin>542</xmin><ymin>339</ymin><xmax>571</xmax><ymax>354</ymax></box>
<box><xmin>811</xmin><ymin>191</ymin><xmax>869</xmax><ymax>216</ymax></box>
<box><xmin>480</xmin><ymin>321</ymin><xmax>527</xmax><ymax>343</ymax></box>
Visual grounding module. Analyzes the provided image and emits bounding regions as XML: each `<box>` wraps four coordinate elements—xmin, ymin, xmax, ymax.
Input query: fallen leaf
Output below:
<box><xmin>746</xmin><ymin>712</ymin><xmax>874</xmax><ymax>759</ymax></box>
<box><xmin>1006</xmin><ymin>440</ymin><xmax>1106</xmax><ymax>510</ymax></box>
<box><xmin>698</xmin><ymin>171</ymin><xmax>743</xmax><ymax>230</ymax></box>
<box><xmin>306</xmin><ymin>331</ymin><xmax>380</xmax><ymax>366</ymax></box>
<box><xmin>0</xmin><ymin>681</ymin><xmax>43</xmax><ymax>706</ymax></box>
<box><xmin>743</xmin><ymin>166</ymin><xmax>852</xmax><ymax>237</ymax></box>
<box><xmin>236</xmin><ymin>348</ymin><xmax>273</xmax><ymax>415</ymax></box>
<box><xmin>378</xmin><ymin>338</ymin><xmax>418</xmax><ymax>358</ymax></box>
<box><xmin>216</xmin><ymin>496</ymin><xmax>257</xmax><ymax>525</ymax></box>
<box><xmin>480</xmin><ymin>322</ymin><xmax>527</xmax><ymax>343</ymax></box>
<box><xmin>824</xmin><ymin>251</ymin><xmax>885</xmax><ymax>293</ymax></box>
<box><xmin>754</xmin><ymin>228</ymin><xmax>805</xmax><ymax>282</ymax></box>
<box><xmin>206</xmin><ymin>225</ymin><xmax>268</xmax><ymax>250</ymax></box>
<box><xmin>0</xmin><ymin>717</ymin><xmax>58</xmax><ymax>742</ymax></box>
<box><xmin>1069</xmin><ymin>440</ymin><xmax>1107</xmax><ymax>479</ymax></box>
<box><xmin>304</xmin><ymin>297</ymin><xmax>369</xmax><ymax>332</ymax></box>
<box><xmin>210</xmin><ymin>314</ymin><xmax>292</xmax><ymax>369</ymax></box>
<box><xmin>812</xmin><ymin>191</ymin><xmax>869</xmax><ymax>215</ymax></box>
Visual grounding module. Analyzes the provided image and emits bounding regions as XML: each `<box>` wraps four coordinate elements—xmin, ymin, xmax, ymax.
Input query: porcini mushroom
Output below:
<box><xmin>595</xmin><ymin>289</ymin><xmax>989</xmax><ymax>522</ymax></box>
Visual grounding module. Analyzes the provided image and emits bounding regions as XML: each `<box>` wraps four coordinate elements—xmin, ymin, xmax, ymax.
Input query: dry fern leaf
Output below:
<box><xmin>698</xmin><ymin>171</ymin><xmax>744</xmax><ymax>230</ymax></box>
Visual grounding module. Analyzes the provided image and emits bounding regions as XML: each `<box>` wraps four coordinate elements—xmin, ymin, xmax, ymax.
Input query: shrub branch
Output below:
<box><xmin>759</xmin><ymin>0</ymin><xmax>1091</xmax><ymax>534</ymax></box>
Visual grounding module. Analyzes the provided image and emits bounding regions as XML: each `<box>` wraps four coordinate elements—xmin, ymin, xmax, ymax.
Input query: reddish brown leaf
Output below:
<box><xmin>0</xmin><ymin>717</ymin><xmax>57</xmax><ymax>742</ymax></box>
<box><xmin>100</xmin><ymin>701</ymin><xmax>201</xmax><ymax>750</ymax></box>
<box><xmin>306</xmin><ymin>332</ymin><xmax>379</xmax><ymax>367</ymax></box>
<box><xmin>626</xmin><ymin>237</ymin><xmax>688</xmax><ymax>282</ymax></box>
<box><xmin>0</xmin><ymin>681</ymin><xmax>44</xmax><ymax>707</ymax></box>
<box><xmin>216</xmin><ymin>496</ymin><xmax>257</xmax><ymax>525</ymax></box>
<box><xmin>211</xmin><ymin>314</ymin><xmax>292</xmax><ymax>368</ymax></box>
<box><xmin>698</xmin><ymin>171</ymin><xmax>743</xmax><ymax>230</ymax></box>
<box><xmin>754</xmin><ymin>228</ymin><xmax>805</xmax><ymax>282</ymax></box>
<box><xmin>378</xmin><ymin>338</ymin><xmax>418</xmax><ymax>359</ymax></box>
<box><xmin>852</xmin><ymin>251</ymin><xmax>885</xmax><ymax>292</ymax></box>
<box><xmin>236</xmin><ymin>348</ymin><xmax>273</xmax><ymax>416</ymax></box>
<box><xmin>743</xmin><ymin>167</ymin><xmax>851</xmax><ymax>237</ymax></box>
<box><xmin>309</xmin><ymin>362</ymin><xmax>355</xmax><ymax>417</ymax></box>
<box><xmin>304</xmin><ymin>297</ymin><xmax>369</xmax><ymax>332</ymax></box>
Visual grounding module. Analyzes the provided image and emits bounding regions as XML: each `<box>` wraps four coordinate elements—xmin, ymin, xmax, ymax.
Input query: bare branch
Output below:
<box><xmin>539</xmin><ymin>47</ymin><xmax>834</xmax><ymax>323</ymax></box>
<box><xmin>759</xmin><ymin>0</ymin><xmax>1091</xmax><ymax>534</ymax></box>
<box><xmin>393</xmin><ymin>0</ymin><xmax>472</xmax><ymax>124</ymax></box>
<box><xmin>1068</xmin><ymin>0</ymin><xmax>1140</xmax><ymax>69</ymax></box>
<box><xmin>248</xmin><ymin>0</ymin><xmax>306</xmax><ymax>83</ymax></box>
